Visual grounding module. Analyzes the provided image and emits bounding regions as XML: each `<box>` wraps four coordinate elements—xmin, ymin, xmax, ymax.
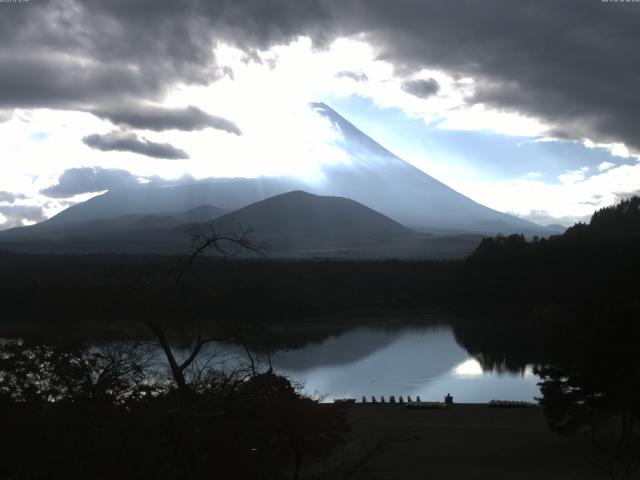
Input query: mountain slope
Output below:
<box><xmin>182</xmin><ymin>205</ymin><xmax>227</xmax><ymax>223</ymax></box>
<box><xmin>310</xmin><ymin>102</ymin><xmax>542</xmax><ymax>233</ymax></box>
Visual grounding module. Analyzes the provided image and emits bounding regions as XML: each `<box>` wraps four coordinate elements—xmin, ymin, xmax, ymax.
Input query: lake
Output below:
<box><xmin>2</xmin><ymin>322</ymin><xmax>542</xmax><ymax>403</ymax></box>
<box><xmin>266</xmin><ymin>324</ymin><xmax>541</xmax><ymax>403</ymax></box>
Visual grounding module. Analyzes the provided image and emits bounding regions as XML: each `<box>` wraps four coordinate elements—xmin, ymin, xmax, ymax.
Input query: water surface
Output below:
<box><xmin>269</xmin><ymin>324</ymin><xmax>540</xmax><ymax>403</ymax></box>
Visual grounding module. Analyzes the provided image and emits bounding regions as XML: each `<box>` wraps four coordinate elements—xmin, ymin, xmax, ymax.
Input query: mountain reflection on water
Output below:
<box><xmin>268</xmin><ymin>325</ymin><xmax>540</xmax><ymax>403</ymax></box>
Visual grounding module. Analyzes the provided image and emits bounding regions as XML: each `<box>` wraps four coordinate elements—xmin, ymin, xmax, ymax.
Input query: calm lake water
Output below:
<box><xmin>267</xmin><ymin>324</ymin><xmax>540</xmax><ymax>403</ymax></box>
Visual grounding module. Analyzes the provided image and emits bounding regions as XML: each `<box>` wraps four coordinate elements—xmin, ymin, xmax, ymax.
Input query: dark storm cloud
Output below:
<box><xmin>333</xmin><ymin>0</ymin><xmax>640</xmax><ymax>151</ymax></box>
<box><xmin>3</xmin><ymin>0</ymin><xmax>640</xmax><ymax>153</ymax></box>
<box><xmin>41</xmin><ymin>167</ymin><xmax>138</xmax><ymax>198</ymax></box>
<box><xmin>614</xmin><ymin>190</ymin><xmax>640</xmax><ymax>202</ymax></box>
<box><xmin>0</xmin><ymin>53</ymin><xmax>152</xmax><ymax>109</ymax></box>
<box><xmin>0</xmin><ymin>205</ymin><xmax>46</xmax><ymax>229</ymax></box>
<box><xmin>0</xmin><ymin>191</ymin><xmax>27</xmax><ymax>204</ymax></box>
<box><xmin>401</xmin><ymin>78</ymin><xmax>440</xmax><ymax>98</ymax></box>
<box><xmin>82</xmin><ymin>131</ymin><xmax>189</xmax><ymax>159</ymax></box>
<box><xmin>91</xmin><ymin>105</ymin><xmax>242</xmax><ymax>134</ymax></box>
<box><xmin>0</xmin><ymin>0</ymin><xmax>334</xmax><ymax>110</ymax></box>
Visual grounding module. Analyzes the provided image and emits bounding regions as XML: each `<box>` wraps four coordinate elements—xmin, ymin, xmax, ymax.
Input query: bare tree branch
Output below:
<box><xmin>138</xmin><ymin>222</ymin><xmax>265</xmax><ymax>409</ymax></box>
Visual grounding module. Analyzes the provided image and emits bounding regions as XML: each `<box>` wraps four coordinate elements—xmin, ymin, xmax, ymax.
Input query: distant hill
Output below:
<box><xmin>204</xmin><ymin>190</ymin><xmax>415</xmax><ymax>256</ymax></box>
<box><xmin>0</xmin><ymin>204</ymin><xmax>226</xmax><ymax>245</ymax></box>
<box><xmin>543</xmin><ymin>224</ymin><xmax>567</xmax><ymax>235</ymax></box>
<box><xmin>213</xmin><ymin>190</ymin><xmax>411</xmax><ymax>237</ymax></box>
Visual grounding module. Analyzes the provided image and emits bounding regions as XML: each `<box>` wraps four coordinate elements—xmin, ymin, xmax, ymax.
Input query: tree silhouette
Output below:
<box><xmin>134</xmin><ymin>223</ymin><xmax>264</xmax><ymax>409</ymax></box>
<box><xmin>536</xmin><ymin>304</ymin><xmax>640</xmax><ymax>480</ymax></box>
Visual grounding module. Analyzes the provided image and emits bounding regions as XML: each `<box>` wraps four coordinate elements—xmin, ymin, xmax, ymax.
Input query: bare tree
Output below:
<box><xmin>144</xmin><ymin>223</ymin><xmax>264</xmax><ymax>409</ymax></box>
<box><xmin>126</xmin><ymin>224</ymin><xmax>266</xmax><ymax>480</ymax></box>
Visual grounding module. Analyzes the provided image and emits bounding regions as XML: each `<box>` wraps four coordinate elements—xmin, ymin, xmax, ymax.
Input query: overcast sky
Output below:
<box><xmin>1</xmin><ymin>0</ymin><xmax>639</xmax><ymax>229</ymax></box>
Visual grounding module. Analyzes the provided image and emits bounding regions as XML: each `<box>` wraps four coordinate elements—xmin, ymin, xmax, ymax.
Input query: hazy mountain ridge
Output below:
<box><xmin>41</xmin><ymin>177</ymin><xmax>298</xmax><ymax>226</ymax></box>
<box><xmin>0</xmin><ymin>191</ymin><xmax>483</xmax><ymax>258</ymax></box>
<box><xmin>0</xmin><ymin>204</ymin><xmax>227</xmax><ymax>243</ymax></box>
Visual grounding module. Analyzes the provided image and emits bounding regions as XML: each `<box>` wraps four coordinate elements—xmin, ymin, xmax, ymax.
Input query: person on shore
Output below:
<box><xmin>445</xmin><ymin>393</ymin><xmax>453</xmax><ymax>405</ymax></box>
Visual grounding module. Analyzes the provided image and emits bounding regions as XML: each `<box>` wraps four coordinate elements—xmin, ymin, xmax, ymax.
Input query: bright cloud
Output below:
<box><xmin>451</xmin><ymin>162</ymin><xmax>640</xmax><ymax>225</ymax></box>
<box><xmin>524</xmin><ymin>172</ymin><xmax>543</xmax><ymax>179</ymax></box>
<box><xmin>454</xmin><ymin>359</ymin><xmax>483</xmax><ymax>376</ymax></box>
<box><xmin>558</xmin><ymin>166</ymin><xmax>590</xmax><ymax>185</ymax></box>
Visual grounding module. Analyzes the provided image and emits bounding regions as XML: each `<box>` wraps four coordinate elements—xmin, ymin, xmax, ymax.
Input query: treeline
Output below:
<box><xmin>0</xmin><ymin>253</ymin><xmax>460</xmax><ymax>338</ymax></box>
<box><xmin>458</xmin><ymin>197</ymin><xmax>640</xmax><ymax>467</ymax></box>
<box><xmin>443</xmin><ymin>197</ymin><xmax>640</xmax><ymax>383</ymax></box>
<box><xmin>462</xmin><ymin>196</ymin><xmax>640</xmax><ymax>315</ymax></box>
<box><xmin>2</xmin><ymin>196</ymin><xmax>638</xmax><ymax>338</ymax></box>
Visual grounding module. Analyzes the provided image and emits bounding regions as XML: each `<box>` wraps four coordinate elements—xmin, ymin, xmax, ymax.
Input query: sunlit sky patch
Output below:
<box><xmin>453</xmin><ymin>359</ymin><xmax>484</xmax><ymax>377</ymax></box>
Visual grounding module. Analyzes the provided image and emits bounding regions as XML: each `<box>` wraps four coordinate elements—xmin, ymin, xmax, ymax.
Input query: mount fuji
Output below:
<box><xmin>0</xmin><ymin>103</ymin><xmax>548</xmax><ymax>256</ymax></box>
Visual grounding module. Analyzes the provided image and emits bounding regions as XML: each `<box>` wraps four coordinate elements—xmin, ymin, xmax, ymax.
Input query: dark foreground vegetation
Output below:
<box><xmin>0</xmin><ymin>339</ymin><xmax>349</xmax><ymax>479</ymax></box>
<box><xmin>1</xmin><ymin>197</ymin><xmax>640</xmax><ymax>479</ymax></box>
